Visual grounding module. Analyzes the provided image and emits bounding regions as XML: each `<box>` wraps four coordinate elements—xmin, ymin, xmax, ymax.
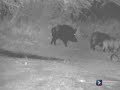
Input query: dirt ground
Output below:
<box><xmin>0</xmin><ymin>35</ymin><xmax>120</xmax><ymax>90</ymax></box>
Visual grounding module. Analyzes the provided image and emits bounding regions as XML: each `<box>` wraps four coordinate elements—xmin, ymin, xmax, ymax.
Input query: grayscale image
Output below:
<box><xmin>0</xmin><ymin>0</ymin><xmax>120</xmax><ymax>90</ymax></box>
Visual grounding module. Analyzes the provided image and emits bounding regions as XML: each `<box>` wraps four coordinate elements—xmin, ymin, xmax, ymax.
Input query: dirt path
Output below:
<box><xmin>0</xmin><ymin>37</ymin><xmax>120</xmax><ymax>90</ymax></box>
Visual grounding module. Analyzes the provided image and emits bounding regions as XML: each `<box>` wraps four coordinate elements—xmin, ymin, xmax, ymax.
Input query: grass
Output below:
<box><xmin>75</xmin><ymin>19</ymin><xmax>120</xmax><ymax>39</ymax></box>
<box><xmin>1</xmin><ymin>17</ymin><xmax>120</xmax><ymax>45</ymax></box>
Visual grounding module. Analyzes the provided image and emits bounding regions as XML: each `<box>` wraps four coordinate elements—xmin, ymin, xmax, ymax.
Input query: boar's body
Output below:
<box><xmin>51</xmin><ymin>25</ymin><xmax>77</xmax><ymax>47</ymax></box>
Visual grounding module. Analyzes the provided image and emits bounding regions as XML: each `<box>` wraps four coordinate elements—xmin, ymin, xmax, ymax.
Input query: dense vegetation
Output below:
<box><xmin>0</xmin><ymin>0</ymin><xmax>120</xmax><ymax>43</ymax></box>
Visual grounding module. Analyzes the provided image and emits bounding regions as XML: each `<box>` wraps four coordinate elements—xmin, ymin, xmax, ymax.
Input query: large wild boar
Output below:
<box><xmin>51</xmin><ymin>25</ymin><xmax>77</xmax><ymax>47</ymax></box>
<box><xmin>90</xmin><ymin>31</ymin><xmax>114</xmax><ymax>50</ymax></box>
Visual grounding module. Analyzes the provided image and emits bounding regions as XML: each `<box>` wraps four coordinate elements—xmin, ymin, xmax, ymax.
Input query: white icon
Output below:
<box><xmin>98</xmin><ymin>81</ymin><xmax>101</xmax><ymax>85</ymax></box>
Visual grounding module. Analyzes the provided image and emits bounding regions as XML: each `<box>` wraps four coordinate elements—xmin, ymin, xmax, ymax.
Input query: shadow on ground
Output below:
<box><xmin>0</xmin><ymin>48</ymin><xmax>64</xmax><ymax>61</ymax></box>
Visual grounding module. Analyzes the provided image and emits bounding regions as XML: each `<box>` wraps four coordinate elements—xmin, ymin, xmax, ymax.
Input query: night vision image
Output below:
<box><xmin>0</xmin><ymin>0</ymin><xmax>120</xmax><ymax>90</ymax></box>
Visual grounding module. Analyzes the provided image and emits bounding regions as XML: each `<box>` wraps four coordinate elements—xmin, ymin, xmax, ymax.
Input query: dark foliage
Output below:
<box><xmin>89</xmin><ymin>0</ymin><xmax>120</xmax><ymax>21</ymax></box>
<box><xmin>0</xmin><ymin>1</ymin><xmax>12</xmax><ymax>21</ymax></box>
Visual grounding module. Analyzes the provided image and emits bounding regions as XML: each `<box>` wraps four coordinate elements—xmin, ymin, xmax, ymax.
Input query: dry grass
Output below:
<box><xmin>1</xmin><ymin>17</ymin><xmax>120</xmax><ymax>51</ymax></box>
<box><xmin>49</xmin><ymin>18</ymin><xmax>120</xmax><ymax>40</ymax></box>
